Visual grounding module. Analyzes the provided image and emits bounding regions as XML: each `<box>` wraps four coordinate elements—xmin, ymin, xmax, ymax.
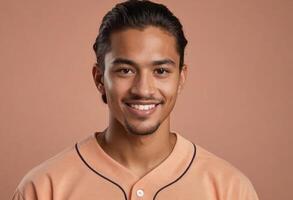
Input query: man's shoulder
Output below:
<box><xmin>175</xmin><ymin>133</ymin><xmax>250</xmax><ymax>182</ymax></box>
<box><xmin>16</xmin><ymin>135</ymin><xmax>94</xmax><ymax>195</ymax></box>
<box><xmin>175</xmin><ymin>136</ymin><xmax>258</xmax><ymax>199</ymax></box>
<box><xmin>18</xmin><ymin>145</ymin><xmax>77</xmax><ymax>187</ymax></box>
<box><xmin>193</xmin><ymin>144</ymin><xmax>250</xmax><ymax>180</ymax></box>
<box><xmin>191</xmin><ymin>143</ymin><xmax>257</xmax><ymax>196</ymax></box>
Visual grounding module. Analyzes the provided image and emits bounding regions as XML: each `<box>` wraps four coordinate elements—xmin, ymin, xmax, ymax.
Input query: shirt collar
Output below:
<box><xmin>76</xmin><ymin>132</ymin><xmax>196</xmax><ymax>196</ymax></box>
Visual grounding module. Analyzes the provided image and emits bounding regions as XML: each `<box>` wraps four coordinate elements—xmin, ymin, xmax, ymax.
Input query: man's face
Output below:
<box><xmin>97</xmin><ymin>26</ymin><xmax>187</xmax><ymax>135</ymax></box>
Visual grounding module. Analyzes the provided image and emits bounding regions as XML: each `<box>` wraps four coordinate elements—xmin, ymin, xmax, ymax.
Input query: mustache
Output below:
<box><xmin>123</xmin><ymin>94</ymin><xmax>164</xmax><ymax>104</ymax></box>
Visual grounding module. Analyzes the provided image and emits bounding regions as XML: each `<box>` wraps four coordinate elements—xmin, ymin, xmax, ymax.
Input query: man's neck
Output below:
<box><xmin>96</xmin><ymin>119</ymin><xmax>177</xmax><ymax>178</ymax></box>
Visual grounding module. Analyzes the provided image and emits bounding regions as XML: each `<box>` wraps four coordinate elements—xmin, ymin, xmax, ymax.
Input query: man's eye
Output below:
<box><xmin>155</xmin><ymin>68</ymin><xmax>169</xmax><ymax>75</ymax></box>
<box><xmin>117</xmin><ymin>68</ymin><xmax>134</xmax><ymax>74</ymax></box>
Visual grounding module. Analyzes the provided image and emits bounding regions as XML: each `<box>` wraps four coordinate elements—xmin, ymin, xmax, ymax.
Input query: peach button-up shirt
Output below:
<box><xmin>12</xmin><ymin>132</ymin><xmax>259</xmax><ymax>200</ymax></box>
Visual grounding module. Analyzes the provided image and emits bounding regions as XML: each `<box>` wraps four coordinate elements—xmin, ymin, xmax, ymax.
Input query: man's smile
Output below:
<box><xmin>124</xmin><ymin>102</ymin><xmax>161</xmax><ymax>118</ymax></box>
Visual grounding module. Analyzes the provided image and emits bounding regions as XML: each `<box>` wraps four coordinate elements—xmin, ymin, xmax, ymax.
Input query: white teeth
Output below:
<box><xmin>130</xmin><ymin>104</ymin><xmax>156</xmax><ymax>111</ymax></box>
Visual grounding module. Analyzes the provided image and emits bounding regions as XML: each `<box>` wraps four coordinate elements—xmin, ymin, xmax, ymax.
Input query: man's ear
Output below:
<box><xmin>92</xmin><ymin>63</ymin><xmax>104</xmax><ymax>94</ymax></box>
<box><xmin>177</xmin><ymin>64</ymin><xmax>188</xmax><ymax>94</ymax></box>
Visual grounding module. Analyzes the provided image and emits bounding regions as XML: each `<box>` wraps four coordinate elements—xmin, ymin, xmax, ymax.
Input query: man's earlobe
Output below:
<box><xmin>177</xmin><ymin>65</ymin><xmax>188</xmax><ymax>94</ymax></box>
<box><xmin>92</xmin><ymin>64</ymin><xmax>104</xmax><ymax>94</ymax></box>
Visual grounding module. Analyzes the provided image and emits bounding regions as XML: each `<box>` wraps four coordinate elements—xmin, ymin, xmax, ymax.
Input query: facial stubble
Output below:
<box><xmin>124</xmin><ymin>119</ymin><xmax>161</xmax><ymax>136</ymax></box>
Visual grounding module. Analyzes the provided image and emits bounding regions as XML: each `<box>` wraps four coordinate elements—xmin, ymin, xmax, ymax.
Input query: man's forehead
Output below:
<box><xmin>109</xmin><ymin>26</ymin><xmax>175</xmax><ymax>45</ymax></box>
<box><xmin>105</xmin><ymin>26</ymin><xmax>180</xmax><ymax>66</ymax></box>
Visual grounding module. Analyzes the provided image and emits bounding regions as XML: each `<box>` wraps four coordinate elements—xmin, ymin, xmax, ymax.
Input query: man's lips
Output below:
<box><xmin>124</xmin><ymin>102</ymin><xmax>161</xmax><ymax>118</ymax></box>
<box><xmin>124</xmin><ymin>100</ymin><xmax>162</xmax><ymax>105</ymax></box>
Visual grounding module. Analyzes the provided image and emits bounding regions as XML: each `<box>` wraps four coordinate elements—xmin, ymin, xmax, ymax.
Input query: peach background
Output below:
<box><xmin>1</xmin><ymin>0</ymin><xmax>292</xmax><ymax>199</ymax></box>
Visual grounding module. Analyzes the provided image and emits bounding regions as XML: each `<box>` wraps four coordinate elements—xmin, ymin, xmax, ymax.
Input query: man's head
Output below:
<box><xmin>92</xmin><ymin>0</ymin><xmax>188</xmax><ymax>135</ymax></box>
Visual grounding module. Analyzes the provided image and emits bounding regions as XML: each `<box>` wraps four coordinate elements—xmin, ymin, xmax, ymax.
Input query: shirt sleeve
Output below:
<box><xmin>240</xmin><ymin>180</ymin><xmax>259</xmax><ymax>200</ymax></box>
<box><xmin>11</xmin><ymin>181</ymin><xmax>40</xmax><ymax>200</ymax></box>
<box><xmin>11</xmin><ymin>189</ymin><xmax>25</xmax><ymax>200</ymax></box>
<box><xmin>226</xmin><ymin>176</ymin><xmax>259</xmax><ymax>200</ymax></box>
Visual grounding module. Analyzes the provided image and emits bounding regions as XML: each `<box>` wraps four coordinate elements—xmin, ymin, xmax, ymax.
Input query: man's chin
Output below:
<box><xmin>125</xmin><ymin>121</ymin><xmax>161</xmax><ymax>136</ymax></box>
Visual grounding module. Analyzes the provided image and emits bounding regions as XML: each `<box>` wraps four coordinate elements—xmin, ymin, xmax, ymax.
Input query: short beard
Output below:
<box><xmin>124</xmin><ymin>120</ymin><xmax>161</xmax><ymax>136</ymax></box>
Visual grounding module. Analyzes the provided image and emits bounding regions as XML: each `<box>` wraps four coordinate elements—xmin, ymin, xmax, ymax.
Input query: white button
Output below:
<box><xmin>136</xmin><ymin>189</ymin><xmax>144</xmax><ymax>197</ymax></box>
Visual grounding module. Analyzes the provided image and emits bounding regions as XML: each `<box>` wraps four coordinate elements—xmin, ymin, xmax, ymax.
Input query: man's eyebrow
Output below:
<box><xmin>112</xmin><ymin>58</ymin><xmax>138</xmax><ymax>67</ymax></box>
<box><xmin>152</xmin><ymin>59</ymin><xmax>176</xmax><ymax>67</ymax></box>
<box><xmin>111</xmin><ymin>58</ymin><xmax>176</xmax><ymax>67</ymax></box>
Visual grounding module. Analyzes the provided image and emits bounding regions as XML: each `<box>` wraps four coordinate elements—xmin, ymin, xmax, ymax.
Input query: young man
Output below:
<box><xmin>13</xmin><ymin>1</ymin><xmax>259</xmax><ymax>199</ymax></box>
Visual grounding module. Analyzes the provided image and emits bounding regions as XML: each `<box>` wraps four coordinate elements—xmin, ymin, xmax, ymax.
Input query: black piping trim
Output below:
<box><xmin>75</xmin><ymin>143</ymin><xmax>128</xmax><ymax>200</ymax></box>
<box><xmin>153</xmin><ymin>143</ymin><xmax>197</xmax><ymax>200</ymax></box>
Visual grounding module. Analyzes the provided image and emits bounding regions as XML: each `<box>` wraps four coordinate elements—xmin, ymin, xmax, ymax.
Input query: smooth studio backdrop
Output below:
<box><xmin>1</xmin><ymin>0</ymin><xmax>292</xmax><ymax>199</ymax></box>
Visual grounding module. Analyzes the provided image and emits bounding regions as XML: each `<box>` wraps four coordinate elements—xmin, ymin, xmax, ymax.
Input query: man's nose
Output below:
<box><xmin>130</xmin><ymin>72</ymin><xmax>155</xmax><ymax>97</ymax></box>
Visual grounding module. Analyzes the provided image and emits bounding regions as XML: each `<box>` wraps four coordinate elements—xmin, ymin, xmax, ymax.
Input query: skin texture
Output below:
<box><xmin>93</xmin><ymin>26</ymin><xmax>187</xmax><ymax>178</ymax></box>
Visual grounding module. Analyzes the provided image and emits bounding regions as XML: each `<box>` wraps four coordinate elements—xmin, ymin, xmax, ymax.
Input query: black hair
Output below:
<box><xmin>93</xmin><ymin>0</ymin><xmax>188</xmax><ymax>103</ymax></box>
